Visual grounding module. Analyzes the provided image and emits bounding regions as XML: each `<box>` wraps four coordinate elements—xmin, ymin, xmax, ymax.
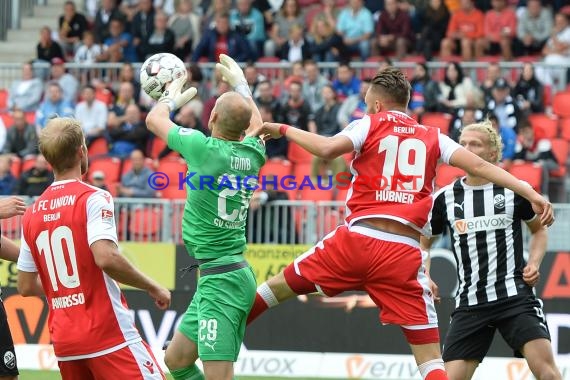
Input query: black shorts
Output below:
<box><xmin>0</xmin><ymin>300</ymin><xmax>18</xmax><ymax>376</ymax></box>
<box><xmin>442</xmin><ymin>295</ymin><xmax>551</xmax><ymax>363</ymax></box>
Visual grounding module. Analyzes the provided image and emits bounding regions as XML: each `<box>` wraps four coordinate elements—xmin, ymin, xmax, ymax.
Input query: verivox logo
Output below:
<box><xmin>453</xmin><ymin>215</ymin><xmax>513</xmax><ymax>234</ymax></box>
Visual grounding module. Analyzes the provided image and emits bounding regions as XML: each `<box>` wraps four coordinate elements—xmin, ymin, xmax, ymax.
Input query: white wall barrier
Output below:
<box><xmin>15</xmin><ymin>344</ymin><xmax>570</xmax><ymax>380</ymax></box>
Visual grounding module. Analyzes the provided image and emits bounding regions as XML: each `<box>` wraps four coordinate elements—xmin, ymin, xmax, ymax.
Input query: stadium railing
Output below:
<box><xmin>0</xmin><ymin>60</ymin><xmax>569</xmax><ymax>92</ymax></box>
<box><xmin>2</xmin><ymin>198</ymin><xmax>570</xmax><ymax>251</ymax></box>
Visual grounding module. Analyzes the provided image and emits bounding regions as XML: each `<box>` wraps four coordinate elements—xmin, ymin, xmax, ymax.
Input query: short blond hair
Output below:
<box><xmin>461</xmin><ymin>119</ymin><xmax>503</xmax><ymax>163</ymax></box>
<box><xmin>39</xmin><ymin>118</ymin><xmax>85</xmax><ymax>173</ymax></box>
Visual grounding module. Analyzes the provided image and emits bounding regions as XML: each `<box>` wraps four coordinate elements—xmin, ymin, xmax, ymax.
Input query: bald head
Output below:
<box><xmin>210</xmin><ymin>92</ymin><xmax>252</xmax><ymax>139</ymax></box>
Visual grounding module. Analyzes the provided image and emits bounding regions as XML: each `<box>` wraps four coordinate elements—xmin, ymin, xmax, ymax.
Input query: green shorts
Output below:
<box><xmin>178</xmin><ymin>255</ymin><xmax>257</xmax><ymax>362</ymax></box>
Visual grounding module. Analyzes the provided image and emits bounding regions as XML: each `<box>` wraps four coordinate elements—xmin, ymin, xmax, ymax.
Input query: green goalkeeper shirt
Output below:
<box><xmin>167</xmin><ymin>125</ymin><xmax>266</xmax><ymax>260</ymax></box>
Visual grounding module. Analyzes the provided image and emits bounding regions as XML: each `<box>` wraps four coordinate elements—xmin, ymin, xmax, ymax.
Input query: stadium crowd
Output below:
<box><xmin>0</xmin><ymin>0</ymin><xmax>569</xmax><ymax>204</ymax></box>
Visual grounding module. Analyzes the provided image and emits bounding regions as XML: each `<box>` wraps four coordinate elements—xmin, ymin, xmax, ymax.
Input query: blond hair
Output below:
<box><xmin>461</xmin><ymin>119</ymin><xmax>503</xmax><ymax>163</ymax></box>
<box><xmin>39</xmin><ymin>118</ymin><xmax>85</xmax><ymax>173</ymax></box>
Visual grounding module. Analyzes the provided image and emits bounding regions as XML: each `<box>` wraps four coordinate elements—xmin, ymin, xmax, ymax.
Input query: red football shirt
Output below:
<box><xmin>17</xmin><ymin>180</ymin><xmax>141</xmax><ymax>360</ymax></box>
<box><xmin>337</xmin><ymin>111</ymin><xmax>460</xmax><ymax>235</ymax></box>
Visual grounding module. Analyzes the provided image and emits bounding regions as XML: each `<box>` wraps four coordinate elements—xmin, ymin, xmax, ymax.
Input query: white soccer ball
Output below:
<box><xmin>140</xmin><ymin>53</ymin><xmax>187</xmax><ymax>101</ymax></box>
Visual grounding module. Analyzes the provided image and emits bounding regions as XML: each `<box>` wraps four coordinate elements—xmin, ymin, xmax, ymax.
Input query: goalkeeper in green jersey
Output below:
<box><xmin>146</xmin><ymin>55</ymin><xmax>266</xmax><ymax>380</ymax></box>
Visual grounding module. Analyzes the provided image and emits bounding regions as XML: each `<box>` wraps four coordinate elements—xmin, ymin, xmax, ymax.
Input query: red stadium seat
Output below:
<box><xmin>88</xmin><ymin>157</ymin><xmax>122</xmax><ymax>183</ymax></box>
<box><xmin>362</xmin><ymin>56</ymin><xmax>384</xmax><ymax>79</ymax></box>
<box><xmin>10</xmin><ymin>156</ymin><xmax>21</xmax><ymax>178</ymax></box>
<box><xmin>88</xmin><ymin>137</ymin><xmax>109</xmax><ymax>157</ymax></box>
<box><xmin>335</xmin><ymin>187</ymin><xmax>349</xmax><ymax>202</ymax></box>
<box><xmin>24</xmin><ymin>112</ymin><xmax>35</xmax><ymax>125</ymax></box>
<box><xmin>0</xmin><ymin>89</ymin><xmax>7</xmax><ymax>110</ymax></box>
<box><xmin>1</xmin><ymin>216</ymin><xmax>21</xmax><ymax>239</ymax></box>
<box><xmin>292</xmin><ymin>162</ymin><xmax>311</xmax><ymax>179</ymax></box>
<box><xmin>149</xmin><ymin>137</ymin><xmax>171</xmax><ymax>159</ymax></box>
<box><xmin>121</xmin><ymin>157</ymin><xmax>154</xmax><ymax>175</ymax></box>
<box><xmin>157</xmin><ymin>158</ymin><xmax>187</xmax><ymax>188</ymax></box>
<box><xmin>550</xmin><ymin>139</ymin><xmax>568</xmax><ymax>178</ymax></box>
<box><xmin>21</xmin><ymin>156</ymin><xmax>36</xmax><ymax>173</ymax></box>
<box><xmin>561</xmin><ymin>118</ymin><xmax>570</xmax><ymax>141</ymax></box>
<box><xmin>435</xmin><ymin>164</ymin><xmax>465</xmax><ymax>189</ymax></box>
<box><xmin>553</xmin><ymin>91</ymin><xmax>570</xmax><ymax>118</ymax></box>
<box><xmin>259</xmin><ymin>159</ymin><xmax>292</xmax><ymax>181</ymax></box>
<box><xmin>0</xmin><ymin>112</ymin><xmax>13</xmax><ymax>127</ymax></box>
<box><xmin>528</xmin><ymin>113</ymin><xmax>558</xmax><ymax>139</ymax></box>
<box><xmin>421</xmin><ymin>112</ymin><xmax>452</xmax><ymax>135</ymax></box>
<box><xmin>256</xmin><ymin>56</ymin><xmax>281</xmax><ymax>80</ymax></box>
<box><xmin>95</xmin><ymin>88</ymin><xmax>114</xmax><ymax>105</ymax></box>
<box><xmin>159</xmin><ymin>184</ymin><xmax>186</xmax><ymax>200</ymax></box>
<box><xmin>508</xmin><ymin>163</ymin><xmax>542</xmax><ymax>192</ymax></box>
<box><xmin>129</xmin><ymin>208</ymin><xmax>163</xmax><ymax>241</ymax></box>
<box><xmin>287</xmin><ymin>141</ymin><xmax>313</xmax><ymax>164</ymax></box>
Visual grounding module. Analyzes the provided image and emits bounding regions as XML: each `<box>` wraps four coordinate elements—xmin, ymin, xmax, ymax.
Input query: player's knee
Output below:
<box><xmin>203</xmin><ymin>362</ymin><xmax>233</xmax><ymax>380</ymax></box>
<box><xmin>534</xmin><ymin>365</ymin><xmax>562</xmax><ymax>380</ymax></box>
<box><xmin>164</xmin><ymin>347</ymin><xmax>192</xmax><ymax>370</ymax></box>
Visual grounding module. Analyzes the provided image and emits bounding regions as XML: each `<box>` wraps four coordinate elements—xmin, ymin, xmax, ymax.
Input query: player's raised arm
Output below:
<box><xmin>442</xmin><ymin>133</ymin><xmax>554</xmax><ymax>227</ymax></box>
<box><xmin>215</xmin><ymin>54</ymin><xmax>263</xmax><ymax>135</ymax></box>
<box><xmin>146</xmin><ymin>75</ymin><xmax>198</xmax><ymax>142</ymax></box>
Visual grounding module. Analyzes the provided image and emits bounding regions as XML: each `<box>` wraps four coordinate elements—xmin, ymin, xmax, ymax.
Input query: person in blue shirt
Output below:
<box><xmin>489</xmin><ymin>112</ymin><xmax>516</xmax><ymax>169</ymax></box>
<box><xmin>230</xmin><ymin>0</ymin><xmax>266</xmax><ymax>59</ymax></box>
<box><xmin>331</xmin><ymin>63</ymin><xmax>361</xmax><ymax>101</ymax></box>
<box><xmin>0</xmin><ymin>156</ymin><xmax>17</xmax><ymax>195</ymax></box>
<box><xmin>35</xmin><ymin>82</ymin><xmax>74</xmax><ymax>130</ymax></box>
<box><xmin>336</xmin><ymin>0</ymin><xmax>374</xmax><ymax>60</ymax></box>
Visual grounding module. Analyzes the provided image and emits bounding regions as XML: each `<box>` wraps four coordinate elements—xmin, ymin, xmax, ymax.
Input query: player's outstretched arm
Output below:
<box><xmin>0</xmin><ymin>235</ymin><xmax>20</xmax><ymax>263</ymax></box>
<box><xmin>255</xmin><ymin>122</ymin><xmax>354</xmax><ymax>159</ymax></box>
<box><xmin>92</xmin><ymin>239</ymin><xmax>171</xmax><ymax>310</ymax></box>
<box><xmin>216</xmin><ymin>54</ymin><xmax>262</xmax><ymax>135</ymax></box>
<box><xmin>146</xmin><ymin>76</ymin><xmax>198</xmax><ymax>142</ymax></box>
<box><xmin>449</xmin><ymin>147</ymin><xmax>554</xmax><ymax>227</ymax></box>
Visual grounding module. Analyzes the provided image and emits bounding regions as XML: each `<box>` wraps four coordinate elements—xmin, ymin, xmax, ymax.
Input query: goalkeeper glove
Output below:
<box><xmin>158</xmin><ymin>76</ymin><xmax>198</xmax><ymax>112</ymax></box>
<box><xmin>215</xmin><ymin>54</ymin><xmax>251</xmax><ymax>98</ymax></box>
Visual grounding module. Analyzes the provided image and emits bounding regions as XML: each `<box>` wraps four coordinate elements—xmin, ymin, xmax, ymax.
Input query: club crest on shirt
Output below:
<box><xmin>494</xmin><ymin>194</ymin><xmax>505</xmax><ymax>209</ymax></box>
<box><xmin>3</xmin><ymin>350</ymin><xmax>15</xmax><ymax>370</ymax></box>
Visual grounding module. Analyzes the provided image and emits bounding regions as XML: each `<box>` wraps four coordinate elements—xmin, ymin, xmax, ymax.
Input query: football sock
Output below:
<box><xmin>170</xmin><ymin>364</ymin><xmax>205</xmax><ymax>380</ymax></box>
<box><xmin>419</xmin><ymin>359</ymin><xmax>448</xmax><ymax>380</ymax></box>
<box><xmin>247</xmin><ymin>283</ymin><xmax>278</xmax><ymax>324</ymax></box>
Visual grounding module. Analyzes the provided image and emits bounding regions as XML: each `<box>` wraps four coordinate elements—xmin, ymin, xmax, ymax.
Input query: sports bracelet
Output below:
<box><xmin>235</xmin><ymin>83</ymin><xmax>252</xmax><ymax>98</ymax></box>
<box><xmin>279</xmin><ymin>124</ymin><xmax>290</xmax><ymax>136</ymax></box>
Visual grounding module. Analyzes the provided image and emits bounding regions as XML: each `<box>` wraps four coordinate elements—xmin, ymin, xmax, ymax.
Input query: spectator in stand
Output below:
<box><xmin>35</xmin><ymin>82</ymin><xmax>74</xmax><ymax>131</ymax></box>
<box><xmin>417</xmin><ymin>0</ymin><xmax>450</xmax><ymax>60</ymax></box>
<box><xmin>7</xmin><ymin>62</ymin><xmax>44</xmax><ymax>112</ymax></box>
<box><xmin>514</xmin><ymin>119</ymin><xmax>559</xmax><ymax>196</ymax></box>
<box><xmin>436</xmin><ymin>61</ymin><xmax>482</xmax><ymax>114</ymax></box>
<box><xmin>139</xmin><ymin>11</ymin><xmax>176</xmax><ymax>60</ymax></box>
<box><xmin>241</xmin><ymin>64</ymin><xmax>262</xmax><ymax>99</ymax></box>
<box><xmin>0</xmin><ymin>119</ymin><xmax>5</xmax><ymax>154</ymax></box>
<box><xmin>255</xmin><ymin>80</ymin><xmax>283</xmax><ymax>120</ymax></box>
<box><xmin>440</xmin><ymin>0</ymin><xmax>484</xmax><ymax>60</ymax></box>
<box><xmin>168</xmin><ymin>0</ymin><xmax>202</xmax><ymax>61</ymax></box>
<box><xmin>535</xmin><ymin>13</ymin><xmax>570</xmax><ymax>89</ymax></box>
<box><xmin>477</xmin><ymin>0</ymin><xmax>517</xmax><ymax>60</ymax></box>
<box><xmin>308</xmin><ymin>14</ymin><xmax>347</xmax><ymax>62</ymax></box>
<box><xmin>480</xmin><ymin>62</ymin><xmax>502</xmax><ymax>103</ymax></box>
<box><xmin>90</xmin><ymin>170</ymin><xmax>109</xmax><ymax>191</ymax></box>
<box><xmin>337</xmin><ymin>78</ymin><xmax>369</xmax><ymax>128</ymax></box>
<box><xmin>191</xmin><ymin>12</ymin><xmax>252</xmax><ymax>62</ymax></box>
<box><xmin>49</xmin><ymin>58</ymin><xmax>79</xmax><ymax>105</ymax></box>
<box><xmin>311</xmin><ymin>84</ymin><xmax>345</xmax><ymax>184</ymax></box>
<box><xmin>107</xmin><ymin>104</ymin><xmax>149</xmax><ymax>159</ymax></box>
<box><xmin>302</xmin><ymin>60</ymin><xmax>330</xmax><ymax>113</ymax></box>
<box><xmin>201</xmin><ymin>0</ymin><xmax>231</xmax><ymax>33</ymax></box>
<box><xmin>376</xmin><ymin>0</ymin><xmax>414</xmax><ymax>60</ymax></box>
<box><xmin>132</xmin><ymin>0</ymin><xmax>156</xmax><ymax>61</ymax></box>
<box><xmin>409</xmin><ymin>63</ymin><xmax>439</xmax><ymax>118</ymax></box>
<box><xmin>201</xmin><ymin>79</ymin><xmax>231</xmax><ymax>129</ymax></box>
<box><xmin>320</xmin><ymin>0</ymin><xmax>340</xmax><ymax>27</ymax></box>
<box><xmin>99</xmin><ymin>17</ymin><xmax>138</xmax><ymax>63</ymax></box>
<box><xmin>58</xmin><ymin>1</ymin><xmax>88</xmax><ymax>56</ymax></box>
<box><xmin>2</xmin><ymin>109</ymin><xmax>38</xmax><ymax>158</ymax></box>
<box><xmin>514</xmin><ymin>62</ymin><xmax>544</xmax><ymax>115</ymax></box>
<box><xmin>0</xmin><ymin>156</ymin><xmax>17</xmax><ymax>195</ymax></box>
<box><xmin>486</xmin><ymin>78</ymin><xmax>520</xmax><ymax>131</ymax></box>
<box><xmin>514</xmin><ymin>0</ymin><xmax>553</xmax><ymax>57</ymax></box>
<box><xmin>336</xmin><ymin>0</ymin><xmax>374</xmax><ymax>60</ymax></box>
<box><xmin>448</xmin><ymin>106</ymin><xmax>483</xmax><ymax>142</ymax></box>
<box><xmin>259</xmin><ymin>105</ymin><xmax>288</xmax><ymax>160</ymax></box>
<box><xmin>283</xmin><ymin>60</ymin><xmax>305</xmax><ymax>92</ymax></box>
<box><xmin>17</xmin><ymin>155</ymin><xmax>54</xmax><ymax>196</ymax></box>
<box><xmin>75</xmin><ymin>85</ymin><xmax>108</xmax><ymax>146</ymax></box>
<box><xmin>74</xmin><ymin>31</ymin><xmax>103</xmax><ymax>64</ymax></box>
<box><xmin>264</xmin><ymin>0</ymin><xmax>305</xmax><ymax>57</ymax></box>
<box><xmin>36</xmin><ymin>26</ymin><xmax>64</xmax><ymax>64</ymax></box>
<box><xmin>115</xmin><ymin>63</ymin><xmax>142</xmax><ymax>104</ymax></box>
<box><xmin>108</xmin><ymin>81</ymin><xmax>135</xmax><ymax>129</ymax></box>
<box><xmin>94</xmin><ymin>0</ymin><xmax>124</xmax><ymax>44</ymax></box>
<box><xmin>280</xmin><ymin>81</ymin><xmax>314</xmax><ymax>132</ymax></box>
<box><xmin>277</xmin><ymin>23</ymin><xmax>312</xmax><ymax>63</ymax></box>
<box><xmin>331</xmin><ymin>63</ymin><xmax>361</xmax><ymax>102</ymax></box>
<box><xmin>230</xmin><ymin>0</ymin><xmax>266</xmax><ymax>59</ymax></box>
<box><xmin>118</xmin><ymin>149</ymin><xmax>156</xmax><ymax>198</ymax></box>
<box><xmin>489</xmin><ymin>112</ymin><xmax>515</xmax><ymax>169</ymax></box>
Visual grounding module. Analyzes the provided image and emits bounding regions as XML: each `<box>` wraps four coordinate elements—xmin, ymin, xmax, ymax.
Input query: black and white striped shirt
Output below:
<box><xmin>429</xmin><ymin>178</ymin><xmax>536</xmax><ymax>308</ymax></box>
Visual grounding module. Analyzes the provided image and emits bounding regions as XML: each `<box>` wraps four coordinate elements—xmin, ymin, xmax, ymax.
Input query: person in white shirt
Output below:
<box><xmin>535</xmin><ymin>13</ymin><xmax>570</xmax><ymax>89</ymax></box>
<box><xmin>75</xmin><ymin>85</ymin><xmax>108</xmax><ymax>146</ymax></box>
<box><xmin>74</xmin><ymin>31</ymin><xmax>103</xmax><ymax>64</ymax></box>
